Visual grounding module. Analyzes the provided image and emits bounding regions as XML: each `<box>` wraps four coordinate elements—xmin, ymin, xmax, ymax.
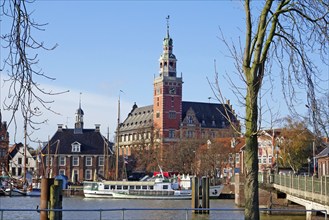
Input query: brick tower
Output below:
<box><xmin>153</xmin><ymin>16</ymin><xmax>183</xmax><ymax>144</ymax></box>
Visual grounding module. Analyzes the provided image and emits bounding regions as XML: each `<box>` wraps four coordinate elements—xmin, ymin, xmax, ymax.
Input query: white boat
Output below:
<box><xmin>4</xmin><ymin>188</ymin><xmax>27</xmax><ymax>196</ymax></box>
<box><xmin>83</xmin><ymin>174</ymin><xmax>223</xmax><ymax>200</ymax></box>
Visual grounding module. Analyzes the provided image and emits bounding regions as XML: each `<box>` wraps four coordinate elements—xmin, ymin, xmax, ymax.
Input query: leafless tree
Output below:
<box><xmin>211</xmin><ymin>1</ymin><xmax>328</xmax><ymax>219</ymax></box>
<box><xmin>1</xmin><ymin>0</ymin><xmax>67</xmax><ymax>142</ymax></box>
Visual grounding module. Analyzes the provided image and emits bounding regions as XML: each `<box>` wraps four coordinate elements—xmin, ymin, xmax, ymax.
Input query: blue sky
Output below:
<box><xmin>1</xmin><ymin>1</ymin><xmax>327</xmax><ymax>145</ymax></box>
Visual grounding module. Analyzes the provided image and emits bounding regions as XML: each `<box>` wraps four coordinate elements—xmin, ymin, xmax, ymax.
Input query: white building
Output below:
<box><xmin>8</xmin><ymin>143</ymin><xmax>37</xmax><ymax>181</ymax></box>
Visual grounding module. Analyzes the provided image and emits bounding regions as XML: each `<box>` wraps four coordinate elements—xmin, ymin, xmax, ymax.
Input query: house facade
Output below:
<box><xmin>8</xmin><ymin>143</ymin><xmax>37</xmax><ymax>180</ymax></box>
<box><xmin>40</xmin><ymin>103</ymin><xmax>112</xmax><ymax>183</ymax></box>
<box><xmin>316</xmin><ymin>143</ymin><xmax>329</xmax><ymax>177</ymax></box>
<box><xmin>118</xmin><ymin>21</ymin><xmax>240</xmax><ymax>157</ymax></box>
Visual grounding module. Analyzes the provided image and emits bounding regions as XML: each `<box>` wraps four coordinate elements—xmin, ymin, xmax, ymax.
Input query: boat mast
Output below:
<box><xmin>105</xmin><ymin>127</ymin><xmax>109</xmax><ymax>180</ymax></box>
<box><xmin>115</xmin><ymin>94</ymin><xmax>120</xmax><ymax>181</ymax></box>
<box><xmin>23</xmin><ymin>116</ymin><xmax>27</xmax><ymax>187</ymax></box>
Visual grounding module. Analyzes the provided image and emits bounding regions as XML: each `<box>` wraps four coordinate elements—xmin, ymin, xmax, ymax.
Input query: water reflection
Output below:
<box><xmin>0</xmin><ymin>196</ymin><xmax>324</xmax><ymax>220</ymax></box>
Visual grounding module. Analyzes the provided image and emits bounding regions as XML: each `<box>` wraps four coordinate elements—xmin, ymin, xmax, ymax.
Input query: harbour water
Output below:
<box><xmin>0</xmin><ymin>196</ymin><xmax>324</xmax><ymax>220</ymax></box>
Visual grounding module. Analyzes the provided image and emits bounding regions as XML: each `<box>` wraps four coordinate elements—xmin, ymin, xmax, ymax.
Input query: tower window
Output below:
<box><xmin>156</xmin><ymin>112</ymin><xmax>160</xmax><ymax>118</ymax></box>
<box><xmin>169</xmin><ymin>130</ymin><xmax>175</xmax><ymax>138</ymax></box>
<box><xmin>169</xmin><ymin>111</ymin><xmax>176</xmax><ymax>119</ymax></box>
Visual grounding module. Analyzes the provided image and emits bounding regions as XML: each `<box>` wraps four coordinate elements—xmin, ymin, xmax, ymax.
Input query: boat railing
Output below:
<box><xmin>0</xmin><ymin>207</ymin><xmax>326</xmax><ymax>220</ymax></box>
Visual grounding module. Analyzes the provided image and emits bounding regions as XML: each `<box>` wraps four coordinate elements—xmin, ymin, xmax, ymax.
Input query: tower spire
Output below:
<box><xmin>166</xmin><ymin>15</ymin><xmax>170</xmax><ymax>38</ymax></box>
<box><xmin>79</xmin><ymin>92</ymin><xmax>82</xmax><ymax>109</ymax></box>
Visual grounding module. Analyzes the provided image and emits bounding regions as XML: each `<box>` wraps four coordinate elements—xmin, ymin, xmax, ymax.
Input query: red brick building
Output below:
<box><xmin>40</xmin><ymin>103</ymin><xmax>113</xmax><ymax>183</ymax></box>
<box><xmin>118</xmin><ymin>21</ymin><xmax>240</xmax><ymax>157</ymax></box>
<box><xmin>0</xmin><ymin>112</ymin><xmax>9</xmax><ymax>175</ymax></box>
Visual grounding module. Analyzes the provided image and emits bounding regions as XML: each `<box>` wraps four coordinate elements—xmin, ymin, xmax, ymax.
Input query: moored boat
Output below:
<box><xmin>83</xmin><ymin>174</ymin><xmax>223</xmax><ymax>200</ymax></box>
<box><xmin>5</xmin><ymin>188</ymin><xmax>27</xmax><ymax>196</ymax></box>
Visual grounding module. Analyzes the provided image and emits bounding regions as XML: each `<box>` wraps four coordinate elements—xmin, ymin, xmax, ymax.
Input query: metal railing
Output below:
<box><xmin>0</xmin><ymin>207</ymin><xmax>327</xmax><ymax>220</ymax></box>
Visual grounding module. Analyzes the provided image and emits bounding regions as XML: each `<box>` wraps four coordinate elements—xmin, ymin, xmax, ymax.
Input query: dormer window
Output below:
<box><xmin>71</xmin><ymin>142</ymin><xmax>81</xmax><ymax>153</ymax></box>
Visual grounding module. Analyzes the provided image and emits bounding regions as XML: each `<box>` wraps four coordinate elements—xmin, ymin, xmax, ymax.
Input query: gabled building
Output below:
<box><xmin>0</xmin><ymin>111</ymin><xmax>9</xmax><ymax>175</ymax></box>
<box><xmin>8</xmin><ymin>143</ymin><xmax>37</xmax><ymax>180</ymax></box>
<box><xmin>315</xmin><ymin>143</ymin><xmax>329</xmax><ymax>177</ymax></box>
<box><xmin>118</xmin><ymin>20</ymin><xmax>240</xmax><ymax>157</ymax></box>
<box><xmin>40</xmin><ymin>102</ymin><xmax>113</xmax><ymax>183</ymax></box>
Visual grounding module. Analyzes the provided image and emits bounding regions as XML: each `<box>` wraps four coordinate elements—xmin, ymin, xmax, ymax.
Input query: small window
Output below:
<box><xmin>142</xmin><ymin>186</ymin><xmax>147</xmax><ymax>190</ymax></box>
<box><xmin>71</xmin><ymin>142</ymin><xmax>81</xmax><ymax>152</ymax></box>
<box><xmin>99</xmin><ymin>156</ymin><xmax>104</xmax><ymax>166</ymax></box>
<box><xmin>149</xmin><ymin>186</ymin><xmax>153</xmax><ymax>190</ymax></box>
<box><xmin>169</xmin><ymin>130</ymin><xmax>175</xmax><ymax>138</ymax></box>
<box><xmin>117</xmin><ymin>186</ymin><xmax>122</xmax><ymax>190</ymax></box>
<box><xmin>72</xmin><ymin>156</ymin><xmax>79</xmax><ymax>166</ymax></box>
<box><xmin>85</xmin><ymin>169</ymin><xmax>92</xmax><ymax>180</ymax></box>
<box><xmin>85</xmin><ymin>157</ymin><xmax>92</xmax><ymax>166</ymax></box>
<box><xmin>187</xmin><ymin>116</ymin><xmax>193</xmax><ymax>124</ymax></box>
<box><xmin>104</xmin><ymin>185</ymin><xmax>109</xmax><ymax>190</ymax></box>
<box><xmin>163</xmin><ymin>185</ymin><xmax>168</xmax><ymax>190</ymax></box>
<box><xmin>59</xmin><ymin>156</ymin><xmax>66</xmax><ymax>166</ymax></box>
<box><xmin>18</xmin><ymin>158</ymin><xmax>22</xmax><ymax>165</ymax></box>
<box><xmin>59</xmin><ymin>169</ymin><xmax>65</xmax><ymax>176</ymax></box>
<box><xmin>156</xmin><ymin>112</ymin><xmax>160</xmax><ymax>118</ymax></box>
<box><xmin>123</xmin><ymin>185</ymin><xmax>128</xmax><ymax>190</ymax></box>
<box><xmin>130</xmin><ymin>186</ymin><xmax>135</xmax><ymax>190</ymax></box>
<box><xmin>169</xmin><ymin>111</ymin><xmax>176</xmax><ymax>119</ymax></box>
<box><xmin>136</xmin><ymin>186</ymin><xmax>141</xmax><ymax>190</ymax></box>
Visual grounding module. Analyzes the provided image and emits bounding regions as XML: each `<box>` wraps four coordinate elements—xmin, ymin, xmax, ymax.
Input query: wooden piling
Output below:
<box><xmin>40</xmin><ymin>178</ymin><xmax>54</xmax><ymax>220</ymax></box>
<box><xmin>201</xmin><ymin>177</ymin><xmax>209</xmax><ymax>214</ymax></box>
<box><xmin>49</xmin><ymin>179</ymin><xmax>63</xmax><ymax>220</ymax></box>
<box><xmin>191</xmin><ymin>176</ymin><xmax>200</xmax><ymax>214</ymax></box>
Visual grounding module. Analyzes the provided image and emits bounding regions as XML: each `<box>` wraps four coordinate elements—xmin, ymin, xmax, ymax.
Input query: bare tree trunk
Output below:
<box><xmin>244</xmin><ymin>85</ymin><xmax>259</xmax><ymax>220</ymax></box>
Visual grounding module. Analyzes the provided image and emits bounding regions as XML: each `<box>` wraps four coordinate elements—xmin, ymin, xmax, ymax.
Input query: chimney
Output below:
<box><xmin>95</xmin><ymin>124</ymin><xmax>100</xmax><ymax>132</ymax></box>
<box><xmin>58</xmin><ymin>124</ymin><xmax>63</xmax><ymax>132</ymax></box>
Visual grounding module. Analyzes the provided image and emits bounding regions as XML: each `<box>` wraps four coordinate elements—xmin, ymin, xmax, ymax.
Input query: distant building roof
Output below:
<box><xmin>120</xmin><ymin>101</ymin><xmax>238</xmax><ymax>132</ymax></box>
<box><xmin>41</xmin><ymin>128</ymin><xmax>112</xmax><ymax>155</ymax></box>
<box><xmin>316</xmin><ymin>143</ymin><xmax>329</xmax><ymax>159</ymax></box>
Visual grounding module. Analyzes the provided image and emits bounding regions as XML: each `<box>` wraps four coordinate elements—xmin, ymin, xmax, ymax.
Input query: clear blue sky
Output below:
<box><xmin>1</xmin><ymin>1</ymin><xmax>327</xmax><ymax>146</ymax></box>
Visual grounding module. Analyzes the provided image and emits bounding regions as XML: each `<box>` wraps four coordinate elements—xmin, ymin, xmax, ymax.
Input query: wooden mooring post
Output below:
<box><xmin>40</xmin><ymin>178</ymin><xmax>63</xmax><ymax>220</ymax></box>
<box><xmin>191</xmin><ymin>176</ymin><xmax>210</xmax><ymax>214</ymax></box>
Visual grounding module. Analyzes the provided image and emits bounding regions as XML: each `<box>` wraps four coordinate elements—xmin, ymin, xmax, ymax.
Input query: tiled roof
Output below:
<box><xmin>182</xmin><ymin>101</ymin><xmax>237</xmax><ymax>128</ymax></box>
<box><xmin>119</xmin><ymin>101</ymin><xmax>238</xmax><ymax>131</ymax></box>
<box><xmin>8</xmin><ymin>143</ymin><xmax>23</xmax><ymax>157</ymax></box>
<box><xmin>41</xmin><ymin>128</ymin><xmax>111</xmax><ymax>155</ymax></box>
<box><xmin>316</xmin><ymin>143</ymin><xmax>329</xmax><ymax>158</ymax></box>
<box><xmin>120</xmin><ymin>105</ymin><xmax>153</xmax><ymax>132</ymax></box>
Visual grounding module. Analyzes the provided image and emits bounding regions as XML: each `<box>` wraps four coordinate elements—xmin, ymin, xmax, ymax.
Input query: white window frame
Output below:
<box><xmin>72</xmin><ymin>156</ymin><xmax>79</xmax><ymax>166</ymax></box>
<box><xmin>71</xmin><ymin>142</ymin><xmax>81</xmax><ymax>153</ymax></box>
<box><xmin>169</xmin><ymin>130</ymin><xmax>175</xmax><ymax>138</ymax></box>
<box><xmin>59</xmin><ymin>156</ymin><xmax>66</xmax><ymax>166</ymax></box>
<box><xmin>85</xmin><ymin>156</ymin><xmax>92</xmax><ymax>166</ymax></box>
<box><xmin>98</xmin><ymin>156</ymin><xmax>104</xmax><ymax>166</ymax></box>
<box><xmin>59</xmin><ymin>169</ymin><xmax>65</xmax><ymax>176</ymax></box>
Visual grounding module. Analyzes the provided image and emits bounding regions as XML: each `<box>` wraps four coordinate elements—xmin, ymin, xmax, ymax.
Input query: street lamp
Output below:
<box><xmin>307</xmin><ymin>157</ymin><xmax>311</xmax><ymax>177</ymax></box>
